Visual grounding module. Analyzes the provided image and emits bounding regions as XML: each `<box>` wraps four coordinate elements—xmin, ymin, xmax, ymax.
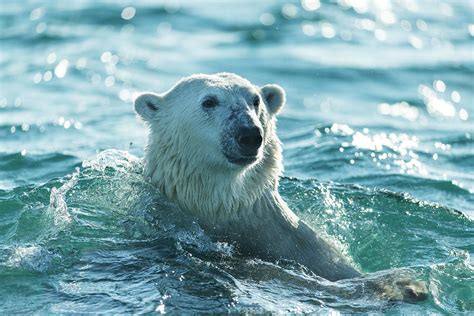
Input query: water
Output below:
<box><xmin>0</xmin><ymin>0</ymin><xmax>473</xmax><ymax>313</ymax></box>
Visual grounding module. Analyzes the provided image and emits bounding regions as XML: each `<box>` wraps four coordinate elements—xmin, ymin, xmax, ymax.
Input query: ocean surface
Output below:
<box><xmin>1</xmin><ymin>0</ymin><xmax>473</xmax><ymax>313</ymax></box>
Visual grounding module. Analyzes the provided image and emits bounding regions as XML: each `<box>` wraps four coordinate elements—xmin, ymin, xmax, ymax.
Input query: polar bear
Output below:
<box><xmin>134</xmin><ymin>72</ymin><xmax>358</xmax><ymax>280</ymax></box>
<box><xmin>133</xmin><ymin>73</ymin><xmax>426</xmax><ymax>298</ymax></box>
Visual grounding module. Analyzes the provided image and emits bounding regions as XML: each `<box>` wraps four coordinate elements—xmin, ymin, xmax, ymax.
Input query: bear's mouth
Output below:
<box><xmin>225</xmin><ymin>155</ymin><xmax>258</xmax><ymax>165</ymax></box>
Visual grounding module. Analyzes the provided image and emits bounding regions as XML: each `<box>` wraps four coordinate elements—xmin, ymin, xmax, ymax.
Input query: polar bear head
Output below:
<box><xmin>134</xmin><ymin>73</ymin><xmax>285</xmax><ymax>222</ymax></box>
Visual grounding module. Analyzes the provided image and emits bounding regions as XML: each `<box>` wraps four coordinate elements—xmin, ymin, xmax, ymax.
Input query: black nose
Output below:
<box><xmin>236</xmin><ymin>126</ymin><xmax>263</xmax><ymax>156</ymax></box>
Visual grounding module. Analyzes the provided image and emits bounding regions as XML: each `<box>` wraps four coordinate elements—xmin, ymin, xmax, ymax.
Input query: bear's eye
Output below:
<box><xmin>202</xmin><ymin>96</ymin><xmax>219</xmax><ymax>109</ymax></box>
<box><xmin>253</xmin><ymin>96</ymin><xmax>260</xmax><ymax>108</ymax></box>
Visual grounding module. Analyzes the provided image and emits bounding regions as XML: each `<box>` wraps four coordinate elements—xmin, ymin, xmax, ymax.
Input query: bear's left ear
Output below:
<box><xmin>134</xmin><ymin>92</ymin><xmax>162</xmax><ymax>122</ymax></box>
<box><xmin>261</xmin><ymin>84</ymin><xmax>285</xmax><ymax>116</ymax></box>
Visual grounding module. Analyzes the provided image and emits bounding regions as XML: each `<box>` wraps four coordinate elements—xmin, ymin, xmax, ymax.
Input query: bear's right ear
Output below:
<box><xmin>261</xmin><ymin>84</ymin><xmax>285</xmax><ymax>116</ymax></box>
<box><xmin>134</xmin><ymin>92</ymin><xmax>162</xmax><ymax>121</ymax></box>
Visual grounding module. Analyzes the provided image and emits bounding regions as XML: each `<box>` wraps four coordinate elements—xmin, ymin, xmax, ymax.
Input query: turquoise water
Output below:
<box><xmin>1</xmin><ymin>0</ymin><xmax>473</xmax><ymax>313</ymax></box>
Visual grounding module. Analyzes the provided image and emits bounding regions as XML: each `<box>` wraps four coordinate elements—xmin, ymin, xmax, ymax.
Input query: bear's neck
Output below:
<box><xmin>143</xmin><ymin>131</ymin><xmax>284</xmax><ymax>224</ymax></box>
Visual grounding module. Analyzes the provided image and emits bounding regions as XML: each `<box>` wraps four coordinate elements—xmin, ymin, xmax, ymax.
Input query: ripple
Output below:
<box><xmin>1</xmin><ymin>0</ymin><xmax>473</xmax><ymax>313</ymax></box>
<box><xmin>0</xmin><ymin>150</ymin><xmax>472</xmax><ymax>313</ymax></box>
<box><xmin>0</xmin><ymin>152</ymin><xmax>80</xmax><ymax>189</ymax></box>
<box><xmin>6</xmin><ymin>245</ymin><xmax>57</xmax><ymax>273</ymax></box>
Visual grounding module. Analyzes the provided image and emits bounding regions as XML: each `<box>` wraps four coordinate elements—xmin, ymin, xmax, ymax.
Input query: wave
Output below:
<box><xmin>0</xmin><ymin>152</ymin><xmax>80</xmax><ymax>190</ymax></box>
<box><xmin>0</xmin><ymin>150</ymin><xmax>472</xmax><ymax>313</ymax></box>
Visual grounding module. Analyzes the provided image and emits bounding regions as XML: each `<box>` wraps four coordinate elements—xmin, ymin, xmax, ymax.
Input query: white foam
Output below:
<box><xmin>7</xmin><ymin>245</ymin><xmax>54</xmax><ymax>272</ymax></box>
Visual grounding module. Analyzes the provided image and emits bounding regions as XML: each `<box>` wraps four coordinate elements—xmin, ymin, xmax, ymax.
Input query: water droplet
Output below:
<box><xmin>105</xmin><ymin>76</ymin><xmax>115</xmax><ymax>87</ymax></box>
<box><xmin>302</xmin><ymin>0</ymin><xmax>320</xmax><ymax>11</ymax></box>
<box><xmin>101</xmin><ymin>51</ymin><xmax>112</xmax><ymax>63</ymax></box>
<box><xmin>409</xmin><ymin>35</ymin><xmax>423</xmax><ymax>49</ymax></box>
<box><xmin>282</xmin><ymin>4</ymin><xmax>298</xmax><ymax>19</ymax></box>
<box><xmin>30</xmin><ymin>7</ymin><xmax>44</xmax><ymax>21</ymax></box>
<box><xmin>451</xmin><ymin>91</ymin><xmax>461</xmax><ymax>103</ymax></box>
<box><xmin>43</xmin><ymin>71</ymin><xmax>52</xmax><ymax>82</ymax></box>
<box><xmin>47</xmin><ymin>52</ymin><xmax>56</xmax><ymax>64</ymax></box>
<box><xmin>259</xmin><ymin>13</ymin><xmax>275</xmax><ymax>26</ymax></box>
<box><xmin>400</xmin><ymin>20</ymin><xmax>411</xmax><ymax>31</ymax></box>
<box><xmin>119</xmin><ymin>89</ymin><xmax>131</xmax><ymax>101</ymax></box>
<box><xmin>433</xmin><ymin>80</ymin><xmax>446</xmax><ymax>92</ymax></box>
<box><xmin>36</xmin><ymin>22</ymin><xmax>47</xmax><ymax>34</ymax></box>
<box><xmin>121</xmin><ymin>6</ymin><xmax>136</xmax><ymax>20</ymax></box>
<box><xmin>33</xmin><ymin>73</ymin><xmax>42</xmax><ymax>84</ymax></box>
<box><xmin>54</xmin><ymin>59</ymin><xmax>69</xmax><ymax>78</ymax></box>
<box><xmin>74</xmin><ymin>122</ymin><xmax>83</xmax><ymax>129</ymax></box>
<box><xmin>321</xmin><ymin>23</ymin><xmax>336</xmax><ymax>38</ymax></box>
<box><xmin>416</xmin><ymin>19</ymin><xmax>427</xmax><ymax>31</ymax></box>
<box><xmin>379</xmin><ymin>10</ymin><xmax>396</xmax><ymax>25</ymax></box>
<box><xmin>302</xmin><ymin>22</ymin><xmax>317</xmax><ymax>36</ymax></box>
<box><xmin>459</xmin><ymin>108</ymin><xmax>469</xmax><ymax>121</ymax></box>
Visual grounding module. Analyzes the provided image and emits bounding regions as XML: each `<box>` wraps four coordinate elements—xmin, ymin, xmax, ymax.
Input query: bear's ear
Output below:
<box><xmin>261</xmin><ymin>84</ymin><xmax>285</xmax><ymax>115</ymax></box>
<box><xmin>134</xmin><ymin>92</ymin><xmax>162</xmax><ymax>122</ymax></box>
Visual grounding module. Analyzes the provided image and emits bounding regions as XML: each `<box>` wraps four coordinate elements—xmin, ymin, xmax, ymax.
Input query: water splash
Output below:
<box><xmin>0</xmin><ymin>150</ymin><xmax>472</xmax><ymax>313</ymax></box>
<box><xmin>82</xmin><ymin>149</ymin><xmax>142</xmax><ymax>173</ymax></box>
<box><xmin>48</xmin><ymin>169</ymin><xmax>77</xmax><ymax>227</ymax></box>
<box><xmin>7</xmin><ymin>245</ymin><xmax>57</xmax><ymax>273</ymax></box>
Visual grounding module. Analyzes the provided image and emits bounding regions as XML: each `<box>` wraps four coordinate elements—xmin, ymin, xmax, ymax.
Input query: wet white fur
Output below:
<box><xmin>135</xmin><ymin>73</ymin><xmax>284</xmax><ymax>223</ymax></box>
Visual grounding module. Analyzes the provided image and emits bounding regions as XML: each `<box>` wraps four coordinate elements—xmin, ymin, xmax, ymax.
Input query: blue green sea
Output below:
<box><xmin>0</xmin><ymin>0</ymin><xmax>473</xmax><ymax>313</ymax></box>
